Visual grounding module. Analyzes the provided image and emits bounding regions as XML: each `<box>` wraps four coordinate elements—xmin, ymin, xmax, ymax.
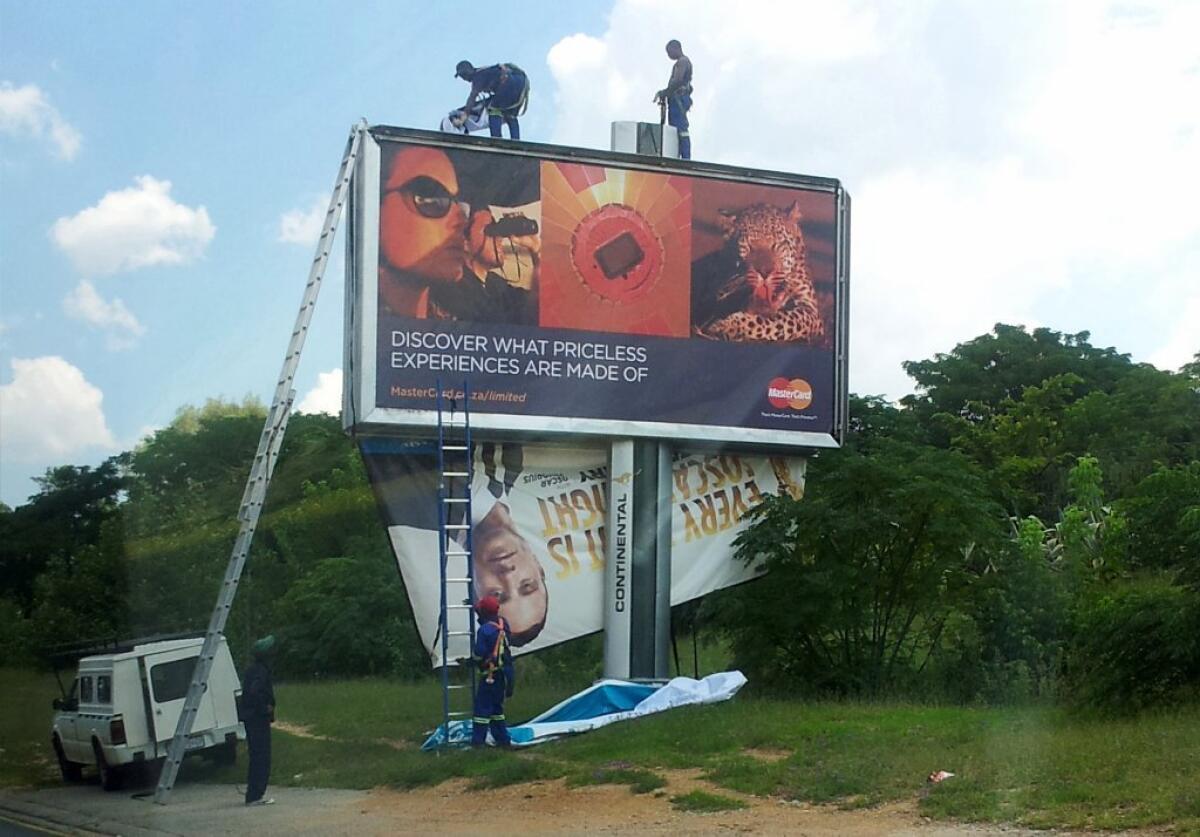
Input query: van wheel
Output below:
<box><xmin>93</xmin><ymin>742</ymin><xmax>124</xmax><ymax>792</ymax></box>
<box><xmin>53</xmin><ymin>737</ymin><xmax>83</xmax><ymax>782</ymax></box>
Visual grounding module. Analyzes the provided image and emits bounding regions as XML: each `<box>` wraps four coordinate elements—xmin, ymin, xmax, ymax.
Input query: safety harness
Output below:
<box><xmin>486</xmin><ymin>64</ymin><xmax>530</xmax><ymax>117</ymax></box>
<box><xmin>481</xmin><ymin>617</ymin><xmax>509</xmax><ymax>684</ymax></box>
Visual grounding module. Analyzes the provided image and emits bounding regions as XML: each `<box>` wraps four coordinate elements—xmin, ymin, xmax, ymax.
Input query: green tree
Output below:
<box><xmin>943</xmin><ymin>373</ymin><xmax>1084</xmax><ymax>517</ymax></box>
<box><xmin>125</xmin><ymin>404</ymin><xmax>264</xmax><ymax>529</ymax></box>
<box><xmin>273</xmin><ymin>550</ymin><xmax>424</xmax><ymax>679</ymax></box>
<box><xmin>28</xmin><ymin>518</ymin><xmax>130</xmax><ymax>652</ymax></box>
<box><xmin>1062</xmin><ymin>363</ymin><xmax>1200</xmax><ymax>499</ymax></box>
<box><xmin>0</xmin><ymin>459</ymin><xmax>126</xmax><ymax>610</ymax></box>
<box><xmin>1120</xmin><ymin>462</ymin><xmax>1200</xmax><ymax>579</ymax></box>
<box><xmin>1069</xmin><ymin>577</ymin><xmax>1200</xmax><ymax>711</ymax></box>
<box><xmin>901</xmin><ymin>324</ymin><xmax>1134</xmax><ymax>430</ymax></box>
<box><xmin>712</xmin><ymin>438</ymin><xmax>1003</xmax><ymax>695</ymax></box>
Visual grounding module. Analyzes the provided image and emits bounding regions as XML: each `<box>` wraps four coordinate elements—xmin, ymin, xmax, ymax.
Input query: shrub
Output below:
<box><xmin>1068</xmin><ymin>576</ymin><xmax>1200</xmax><ymax>711</ymax></box>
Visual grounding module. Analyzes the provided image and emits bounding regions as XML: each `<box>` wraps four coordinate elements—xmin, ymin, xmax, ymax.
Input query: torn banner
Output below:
<box><xmin>360</xmin><ymin>439</ymin><xmax>805</xmax><ymax>666</ymax></box>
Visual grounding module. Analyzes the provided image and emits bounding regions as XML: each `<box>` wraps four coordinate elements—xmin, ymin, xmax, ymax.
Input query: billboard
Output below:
<box><xmin>345</xmin><ymin>127</ymin><xmax>850</xmax><ymax>450</ymax></box>
<box><xmin>359</xmin><ymin>438</ymin><xmax>805</xmax><ymax>665</ymax></box>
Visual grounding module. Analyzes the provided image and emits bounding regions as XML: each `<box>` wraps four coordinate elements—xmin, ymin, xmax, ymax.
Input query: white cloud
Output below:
<box><xmin>62</xmin><ymin>280</ymin><xmax>146</xmax><ymax>350</ymax></box>
<box><xmin>0</xmin><ymin>356</ymin><xmax>115</xmax><ymax>463</ymax></box>
<box><xmin>546</xmin><ymin>0</ymin><xmax>1200</xmax><ymax>397</ymax></box>
<box><xmin>0</xmin><ymin>81</ymin><xmax>82</xmax><ymax>160</ymax></box>
<box><xmin>51</xmin><ymin>175</ymin><xmax>215</xmax><ymax>275</ymax></box>
<box><xmin>278</xmin><ymin>197</ymin><xmax>327</xmax><ymax>246</ymax></box>
<box><xmin>1148</xmin><ymin>294</ymin><xmax>1200</xmax><ymax>373</ymax></box>
<box><xmin>296</xmin><ymin>368</ymin><xmax>342</xmax><ymax>415</ymax></box>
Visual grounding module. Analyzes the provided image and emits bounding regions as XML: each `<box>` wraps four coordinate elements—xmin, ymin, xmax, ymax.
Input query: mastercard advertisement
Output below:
<box><xmin>351</xmin><ymin>128</ymin><xmax>849</xmax><ymax>450</ymax></box>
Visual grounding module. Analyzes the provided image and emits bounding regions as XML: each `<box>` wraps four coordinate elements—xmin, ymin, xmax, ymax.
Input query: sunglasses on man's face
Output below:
<box><xmin>389</xmin><ymin>176</ymin><xmax>464</xmax><ymax>219</ymax></box>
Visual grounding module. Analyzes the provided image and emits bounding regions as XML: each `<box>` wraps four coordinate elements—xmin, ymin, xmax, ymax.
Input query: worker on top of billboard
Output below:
<box><xmin>655</xmin><ymin>40</ymin><xmax>693</xmax><ymax>160</ymax></box>
<box><xmin>454</xmin><ymin>60</ymin><xmax>530</xmax><ymax>140</ymax></box>
<box><xmin>472</xmin><ymin>499</ymin><xmax>548</xmax><ymax>648</ymax></box>
<box><xmin>379</xmin><ymin>144</ymin><xmax>538</xmax><ymax>324</ymax></box>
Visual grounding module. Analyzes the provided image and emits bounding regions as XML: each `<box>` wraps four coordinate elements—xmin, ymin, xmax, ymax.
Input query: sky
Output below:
<box><xmin>1</xmin><ymin>0</ymin><xmax>1197</xmax><ymax>507</ymax></box>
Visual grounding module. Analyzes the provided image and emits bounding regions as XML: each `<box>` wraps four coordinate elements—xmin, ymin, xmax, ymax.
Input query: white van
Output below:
<box><xmin>50</xmin><ymin>635</ymin><xmax>244</xmax><ymax>790</ymax></box>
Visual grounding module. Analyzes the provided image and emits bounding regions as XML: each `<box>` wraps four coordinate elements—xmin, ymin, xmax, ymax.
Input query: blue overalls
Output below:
<box><xmin>667</xmin><ymin>91</ymin><xmax>692</xmax><ymax>160</ymax></box>
<box><xmin>472</xmin><ymin>617</ymin><xmax>514</xmax><ymax>746</ymax></box>
<box><xmin>473</xmin><ymin>64</ymin><xmax>529</xmax><ymax>140</ymax></box>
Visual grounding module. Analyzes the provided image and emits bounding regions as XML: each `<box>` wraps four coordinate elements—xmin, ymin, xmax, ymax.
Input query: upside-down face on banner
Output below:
<box><xmin>359</xmin><ymin>438</ymin><xmax>805</xmax><ymax>666</ymax></box>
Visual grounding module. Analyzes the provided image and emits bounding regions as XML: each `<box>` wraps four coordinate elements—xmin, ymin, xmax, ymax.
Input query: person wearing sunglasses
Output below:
<box><xmin>378</xmin><ymin>146</ymin><xmax>469</xmax><ymax>318</ymax></box>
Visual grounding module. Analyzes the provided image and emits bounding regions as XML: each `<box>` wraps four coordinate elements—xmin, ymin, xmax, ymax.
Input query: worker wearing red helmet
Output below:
<box><xmin>471</xmin><ymin>594</ymin><xmax>514</xmax><ymax>747</ymax></box>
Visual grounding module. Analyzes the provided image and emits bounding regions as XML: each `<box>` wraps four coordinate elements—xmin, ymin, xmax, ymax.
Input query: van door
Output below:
<box><xmin>144</xmin><ymin>649</ymin><xmax>217</xmax><ymax>744</ymax></box>
<box><xmin>57</xmin><ymin>677</ymin><xmax>83</xmax><ymax>762</ymax></box>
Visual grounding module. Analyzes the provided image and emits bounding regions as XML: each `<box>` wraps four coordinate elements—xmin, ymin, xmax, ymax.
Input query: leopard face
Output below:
<box><xmin>697</xmin><ymin>201</ymin><xmax>824</xmax><ymax>343</ymax></box>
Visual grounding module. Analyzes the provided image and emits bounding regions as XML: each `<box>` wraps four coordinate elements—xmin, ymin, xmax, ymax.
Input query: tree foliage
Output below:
<box><xmin>4</xmin><ymin>323</ymin><xmax>1198</xmax><ymax>706</ymax></box>
<box><xmin>715</xmin><ymin>326</ymin><xmax>1199</xmax><ymax>706</ymax></box>
<box><xmin>712</xmin><ymin>438</ymin><xmax>1002</xmax><ymax>695</ymax></box>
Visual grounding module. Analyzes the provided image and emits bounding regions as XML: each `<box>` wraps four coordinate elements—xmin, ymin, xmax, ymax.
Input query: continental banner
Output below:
<box><xmin>359</xmin><ymin>438</ymin><xmax>805</xmax><ymax>665</ymax></box>
<box><xmin>346</xmin><ymin>128</ymin><xmax>849</xmax><ymax>449</ymax></box>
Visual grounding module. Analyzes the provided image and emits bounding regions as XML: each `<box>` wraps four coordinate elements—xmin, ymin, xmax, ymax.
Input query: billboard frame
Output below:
<box><xmin>344</xmin><ymin>125</ymin><xmax>851</xmax><ymax>453</ymax></box>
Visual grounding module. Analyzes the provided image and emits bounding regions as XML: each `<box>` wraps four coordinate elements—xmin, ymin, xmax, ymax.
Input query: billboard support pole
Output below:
<box><xmin>604</xmin><ymin>440</ymin><xmax>671</xmax><ymax>681</ymax></box>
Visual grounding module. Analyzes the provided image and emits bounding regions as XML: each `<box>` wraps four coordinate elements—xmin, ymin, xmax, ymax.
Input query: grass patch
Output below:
<box><xmin>0</xmin><ymin>668</ymin><xmax>67</xmax><ymax>787</ymax></box>
<box><xmin>567</xmin><ymin>765</ymin><xmax>666</xmax><ymax>794</ymax></box>
<box><xmin>466</xmin><ymin>755</ymin><xmax>569</xmax><ymax>790</ymax></box>
<box><xmin>5</xmin><ymin>666</ymin><xmax>1200</xmax><ymax>833</ymax></box>
<box><xmin>671</xmin><ymin>789</ymin><xmax>747</xmax><ymax>813</ymax></box>
<box><xmin>276</xmin><ymin>677</ymin><xmax>583</xmax><ymax>744</ymax></box>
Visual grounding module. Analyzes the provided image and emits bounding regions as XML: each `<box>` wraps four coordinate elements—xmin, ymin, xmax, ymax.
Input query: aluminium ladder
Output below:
<box><xmin>434</xmin><ymin>379</ymin><xmax>477</xmax><ymax>746</ymax></box>
<box><xmin>153</xmin><ymin>122</ymin><xmax>365</xmax><ymax>803</ymax></box>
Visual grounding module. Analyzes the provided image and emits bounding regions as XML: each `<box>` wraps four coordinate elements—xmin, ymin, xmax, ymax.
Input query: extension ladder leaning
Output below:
<box><xmin>153</xmin><ymin>122</ymin><xmax>364</xmax><ymax>803</ymax></box>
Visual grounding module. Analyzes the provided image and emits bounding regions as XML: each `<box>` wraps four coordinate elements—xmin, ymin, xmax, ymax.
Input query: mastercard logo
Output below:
<box><xmin>767</xmin><ymin>377</ymin><xmax>813</xmax><ymax>410</ymax></box>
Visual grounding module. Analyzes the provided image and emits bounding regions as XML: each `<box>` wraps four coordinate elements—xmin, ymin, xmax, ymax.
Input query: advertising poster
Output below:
<box><xmin>360</xmin><ymin>438</ymin><xmax>805</xmax><ymax>666</ymax></box>
<box><xmin>350</xmin><ymin>129</ymin><xmax>848</xmax><ymax>449</ymax></box>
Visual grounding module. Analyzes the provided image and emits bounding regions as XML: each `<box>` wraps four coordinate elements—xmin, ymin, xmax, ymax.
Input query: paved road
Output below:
<box><xmin>0</xmin><ymin>784</ymin><xmax>388</xmax><ymax>836</ymax></box>
<box><xmin>0</xmin><ymin>809</ymin><xmax>76</xmax><ymax>837</ymax></box>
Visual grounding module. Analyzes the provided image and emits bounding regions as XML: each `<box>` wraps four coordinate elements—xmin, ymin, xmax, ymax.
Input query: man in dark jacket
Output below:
<box><xmin>471</xmin><ymin>596</ymin><xmax>514</xmax><ymax>747</ymax></box>
<box><xmin>242</xmin><ymin>635</ymin><xmax>276</xmax><ymax>805</ymax></box>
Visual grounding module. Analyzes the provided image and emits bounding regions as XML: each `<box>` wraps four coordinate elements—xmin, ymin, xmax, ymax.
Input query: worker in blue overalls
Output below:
<box><xmin>655</xmin><ymin>39</ymin><xmax>693</xmax><ymax>160</ymax></box>
<box><xmin>455</xmin><ymin>60</ymin><xmax>530</xmax><ymax>140</ymax></box>
<box><xmin>471</xmin><ymin>595</ymin><xmax>514</xmax><ymax>747</ymax></box>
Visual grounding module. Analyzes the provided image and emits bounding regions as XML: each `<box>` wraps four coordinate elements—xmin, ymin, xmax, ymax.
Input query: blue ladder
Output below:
<box><xmin>435</xmin><ymin>379</ymin><xmax>476</xmax><ymax>747</ymax></box>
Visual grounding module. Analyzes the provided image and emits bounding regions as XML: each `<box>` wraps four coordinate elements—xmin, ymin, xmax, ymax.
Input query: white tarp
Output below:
<box><xmin>422</xmin><ymin>671</ymin><xmax>748</xmax><ymax>749</ymax></box>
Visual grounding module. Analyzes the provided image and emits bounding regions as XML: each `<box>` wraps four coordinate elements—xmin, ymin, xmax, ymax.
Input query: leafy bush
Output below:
<box><xmin>0</xmin><ymin>598</ymin><xmax>33</xmax><ymax>666</ymax></box>
<box><xmin>710</xmin><ymin>439</ymin><xmax>1003</xmax><ymax>696</ymax></box>
<box><xmin>1068</xmin><ymin>577</ymin><xmax>1200</xmax><ymax>711</ymax></box>
<box><xmin>1121</xmin><ymin>462</ymin><xmax>1200</xmax><ymax>577</ymax></box>
<box><xmin>273</xmin><ymin>551</ymin><xmax>426</xmax><ymax>679</ymax></box>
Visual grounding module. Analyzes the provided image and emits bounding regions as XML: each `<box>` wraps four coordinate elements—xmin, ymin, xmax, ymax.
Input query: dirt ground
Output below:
<box><xmin>355</xmin><ymin>770</ymin><xmax>1079</xmax><ymax>836</ymax></box>
<box><xmin>1</xmin><ymin>766</ymin><xmax>1169</xmax><ymax>836</ymax></box>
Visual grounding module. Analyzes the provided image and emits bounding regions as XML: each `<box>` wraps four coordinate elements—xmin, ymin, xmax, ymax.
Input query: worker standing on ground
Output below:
<box><xmin>242</xmin><ymin>635</ymin><xmax>277</xmax><ymax>806</ymax></box>
<box><xmin>655</xmin><ymin>39</ymin><xmax>693</xmax><ymax>159</ymax></box>
<box><xmin>471</xmin><ymin>595</ymin><xmax>514</xmax><ymax>747</ymax></box>
<box><xmin>455</xmin><ymin>60</ymin><xmax>530</xmax><ymax>140</ymax></box>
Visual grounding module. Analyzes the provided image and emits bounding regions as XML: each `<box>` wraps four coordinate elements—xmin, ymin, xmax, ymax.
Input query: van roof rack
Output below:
<box><xmin>43</xmin><ymin>631</ymin><xmax>207</xmax><ymax>668</ymax></box>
